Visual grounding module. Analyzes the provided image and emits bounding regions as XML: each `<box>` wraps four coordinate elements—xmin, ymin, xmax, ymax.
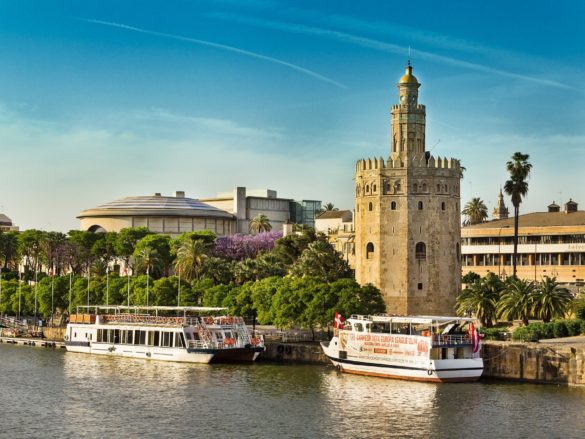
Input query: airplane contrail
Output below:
<box><xmin>78</xmin><ymin>18</ymin><xmax>346</xmax><ymax>89</ymax></box>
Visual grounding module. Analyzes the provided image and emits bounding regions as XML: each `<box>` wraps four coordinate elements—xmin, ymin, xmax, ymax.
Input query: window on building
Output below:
<box><xmin>415</xmin><ymin>242</ymin><xmax>426</xmax><ymax>260</ymax></box>
<box><xmin>437</xmin><ymin>184</ymin><xmax>440</xmax><ymax>192</ymax></box>
<box><xmin>391</xmin><ymin>201</ymin><xmax>397</xmax><ymax>210</ymax></box>
<box><xmin>366</xmin><ymin>242</ymin><xmax>375</xmax><ymax>259</ymax></box>
<box><xmin>422</xmin><ymin>183</ymin><xmax>427</xmax><ymax>192</ymax></box>
<box><xmin>368</xmin><ymin>202</ymin><xmax>373</xmax><ymax>211</ymax></box>
<box><xmin>365</xmin><ymin>185</ymin><xmax>369</xmax><ymax>193</ymax></box>
<box><xmin>441</xmin><ymin>202</ymin><xmax>446</xmax><ymax>211</ymax></box>
<box><xmin>373</xmin><ymin>184</ymin><xmax>377</xmax><ymax>192</ymax></box>
<box><xmin>413</xmin><ymin>183</ymin><xmax>418</xmax><ymax>192</ymax></box>
<box><xmin>417</xmin><ymin>283</ymin><xmax>423</xmax><ymax>290</ymax></box>
<box><xmin>418</xmin><ymin>201</ymin><xmax>424</xmax><ymax>210</ymax></box>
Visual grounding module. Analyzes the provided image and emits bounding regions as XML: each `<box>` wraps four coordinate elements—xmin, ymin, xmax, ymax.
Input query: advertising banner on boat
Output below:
<box><xmin>339</xmin><ymin>332</ymin><xmax>431</xmax><ymax>358</ymax></box>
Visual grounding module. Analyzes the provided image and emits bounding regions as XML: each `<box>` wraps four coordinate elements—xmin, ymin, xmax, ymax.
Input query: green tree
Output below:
<box><xmin>456</xmin><ymin>272</ymin><xmax>503</xmax><ymax>327</ymax></box>
<box><xmin>250</xmin><ymin>276</ymin><xmax>283</xmax><ymax>324</ymax></box>
<box><xmin>290</xmin><ymin>240</ymin><xmax>352</xmax><ymax>281</ymax></box>
<box><xmin>134</xmin><ymin>234</ymin><xmax>172</xmax><ymax>277</ymax></box>
<box><xmin>504</xmin><ymin>152</ymin><xmax>532</xmax><ymax>277</ymax></box>
<box><xmin>68</xmin><ymin>230</ymin><xmax>100</xmax><ymax>275</ymax></box>
<box><xmin>334</xmin><ymin>279</ymin><xmax>385</xmax><ymax>317</ymax></box>
<box><xmin>532</xmin><ymin>276</ymin><xmax>573</xmax><ymax>323</ymax></box>
<box><xmin>174</xmin><ymin>239</ymin><xmax>209</xmax><ymax>281</ymax></box>
<box><xmin>497</xmin><ymin>278</ymin><xmax>535</xmax><ymax>325</ymax></box>
<box><xmin>0</xmin><ymin>231</ymin><xmax>20</xmax><ymax>270</ymax></box>
<box><xmin>19</xmin><ymin>229</ymin><xmax>44</xmax><ymax>278</ymax></box>
<box><xmin>462</xmin><ymin>197</ymin><xmax>488</xmax><ymax>226</ymax></box>
<box><xmin>199</xmin><ymin>257</ymin><xmax>234</xmax><ymax>285</ymax></box>
<box><xmin>249</xmin><ymin>214</ymin><xmax>272</xmax><ymax>233</ymax></box>
<box><xmin>115</xmin><ymin>227</ymin><xmax>153</xmax><ymax>271</ymax></box>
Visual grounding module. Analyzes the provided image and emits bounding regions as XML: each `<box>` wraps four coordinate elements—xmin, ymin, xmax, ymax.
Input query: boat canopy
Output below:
<box><xmin>348</xmin><ymin>315</ymin><xmax>477</xmax><ymax>325</ymax></box>
<box><xmin>75</xmin><ymin>305</ymin><xmax>228</xmax><ymax>313</ymax></box>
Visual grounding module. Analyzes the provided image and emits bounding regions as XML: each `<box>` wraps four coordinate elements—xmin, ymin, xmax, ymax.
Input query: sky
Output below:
<box><xmin>1</xmin><ymin>0</ymin><xmax>584</xmax><ymax>232</ymax></box>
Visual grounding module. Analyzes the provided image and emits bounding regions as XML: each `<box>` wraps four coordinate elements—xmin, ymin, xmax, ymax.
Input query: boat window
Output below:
<box><xmin>354</xmin><ymin>323</ymin><xmax>364</xmax><ymax>332</ymax></box>
<box><xmin>127</xmin><ymin>330</ymin><xmax>133</xmax><ymax>345</ymax></box>
<box><xmin>391</xmin><ymin>322</ymin><xmax>410</xmax><ymax>335</ymax></box>
<box><xmin>97</xmin><ymin>329</ymin><xmax>103</xmax><ymax>342</ymax></box>
<box><xmin>162</xmin><ymin>332</ymin><xmax>172</xmax><ymax>347</ymax></box>
<box><xmin>175</xmin><ymin>333</ymin><xmax>185</xmax><ymax>348</ymax></box>
<box><xmin>371</xmin><ymin>322</ymin><xmax>390</xmax><ymax>333</ymax></box>
<box><xmin>154</xmin><ymin>331</ymin><xmax>161</xmax><ymax>347</ymax></box>
<box><xmin>113</xmin><ymin>329</ymin><xmax>120</xmax><ymax>344</ymax></box>
<box><xmin>135</xmin><ymin>330</ymin><xmax>146</xmax><ymax>345</ymax></box>
<box><xmin>411</xmin><ymin>324</ymin><xmax>431</xmax><ymax>336</ymax></box>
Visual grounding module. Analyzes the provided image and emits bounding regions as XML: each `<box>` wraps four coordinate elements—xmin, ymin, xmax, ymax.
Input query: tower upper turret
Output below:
<box><xmin>391</xmin><ymin>63</ymin><xmax>425</xmax><ymax>160</ymax></box>
<box><xmin>397</xmin><ymin>63</ymin><xmax>420</xmax><ymax>106</ymax></box>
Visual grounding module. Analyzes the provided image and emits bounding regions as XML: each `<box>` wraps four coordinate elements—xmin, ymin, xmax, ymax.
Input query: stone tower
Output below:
<box><xmin>354</xmin><ymin>64</ymin><xmax>462</xmax><ymax>316</ymax></box>
<box><xmin>492</xmin><ymin>189</ymin><xmax>509</xmax><ymax>220</ymax></box>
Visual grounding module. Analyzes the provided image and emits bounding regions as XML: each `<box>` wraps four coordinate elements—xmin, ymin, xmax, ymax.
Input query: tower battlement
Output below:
<box><xmin>355</xmin><ymin>155</ymin><xmax>460</xmax><ymax>172</ymax></box>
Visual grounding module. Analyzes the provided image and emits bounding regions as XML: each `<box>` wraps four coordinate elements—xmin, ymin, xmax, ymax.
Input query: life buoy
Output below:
<box><xmin>427</xmin><ymin>369</ymin><xmax>433</xmax><ymax>376</ymax></box>
<box><xmin>205</xmin><ymin>317</ymin><xmax>214</xmax><ymax>325</ymax></box>
<box><xmin>64</xmin><ymin>335</ymin><xmax>69</xmax><ymax>341</ymax></box>
<box><xmin>227</xmin><ymin>317</ymin><xmax>234</xmax><ymax>325</ymax></box>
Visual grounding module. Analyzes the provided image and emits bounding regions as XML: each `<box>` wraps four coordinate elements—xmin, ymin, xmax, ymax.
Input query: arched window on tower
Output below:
<box><xmin>414</xmin><ymin>183</ymin><xmax>418</xmax><ymax>192</ymax></box>
<box><xmin>373</xmin><ymin>184</ymin><xmax>377</xmax><ymax>193</ymax></box>
<box><xmin>368</xmin><ymin>202</ymin><xmax>373</xmax><ymax>211</ymax></box>
<box><xmin>441</xmin><ymin>202</ymin><xmax>446</xmax><ymax>211</ymax></box>
<box><xmin>366</xmin><ymin>184</ymin><xmax>370</xmax><ymax>193</ymax></box>
<box><xmin>422</xmin><ymin>183</ymin><xmax>427</xmax><ymax>192</ymax></box>
<box><xmin>415</xmin><ymin>242</ymin><xmax>426</xmax><ymax>261</ymax></box>
<box><xmin>366</xmin><ymin>242</ymin><xmax>375</xmax><ymax>259</ymax></box>
<box><xmin>418</xmin><ymin>201</ymin><xmax>424</xmax><ymax>210</ymax></box>
<box><xmin>391</xmin><ymin>201</ymin><xmax>397</xmax><ymax>210</ymax></box>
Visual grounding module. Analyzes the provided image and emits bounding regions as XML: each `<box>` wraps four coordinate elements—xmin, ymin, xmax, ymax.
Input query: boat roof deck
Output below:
<box><xmin>348</xmin><ymin>315</ymin><xmax>476</xmax><ymax>324</ymax></box>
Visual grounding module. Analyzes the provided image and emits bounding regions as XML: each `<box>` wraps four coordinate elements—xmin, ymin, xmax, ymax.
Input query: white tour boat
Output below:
<box><xmin>321</xmin><ymin>315</ymin><xmax>483</xmax><ymax>382</ymax></box>
<box><xmin>65</xmin><ymin>306</ymin><xmax>264</xmax><ymax>363</ymax></box>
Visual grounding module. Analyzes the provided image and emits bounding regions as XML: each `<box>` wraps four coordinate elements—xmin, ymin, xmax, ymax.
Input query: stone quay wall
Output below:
<box><xmin>482</xmin><ymin>341</ymin><xmax>585</xmax><ymax>386</ymax></box>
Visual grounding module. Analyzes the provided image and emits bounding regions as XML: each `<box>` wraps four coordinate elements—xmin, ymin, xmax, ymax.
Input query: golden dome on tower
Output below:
<box><xmin>399</xmin><ymin>64</ymin><xmax>419</xmax><ymax>84</ymax></box>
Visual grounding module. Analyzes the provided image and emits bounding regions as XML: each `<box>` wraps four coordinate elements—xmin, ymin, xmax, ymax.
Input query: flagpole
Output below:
<box><xmin>86</xmin><ymin>268</ymin><xmax>90</xmax><ymax>308</ymax></box>
<box><xmin>68</xmin><ymin>271</ymin><xmax>72</xmax><ymax>315</ymax></box>
<box><xmin>106</xmin><ymin>265</ymin><xmax>110</xmax><ymax>306</ymax></box>
<box><xmin>18</xmin><ymin>270</ymin><xmax>22</xmax><ymax>321</ymax></box>
<box><xmin>51</xmin><ymin>266</ymin><xmax>55</xmax><ymax>328</ymax></box>
<box><xmin>34</xmin><ymin>269</ymin><xmax>38</xmax><ymax>325</ymax></box>
<box><xmin>146</xmin><ymin>265</ymin><xmax>149</xmax><ymax>307</ymax></box>
<box><xmin>0</xmin><ymin>268</ymin><xmax>3</xmax><ymax>315</ymax></box>
<box><xmin>127</xmin><ymin>265</ymin><xmax>130</xmax><ymax>307</ymax></box>
<box><xmin>177</xmin><ymin>268</ymin><xmax>181</xmax><ymax>307</ymax></box>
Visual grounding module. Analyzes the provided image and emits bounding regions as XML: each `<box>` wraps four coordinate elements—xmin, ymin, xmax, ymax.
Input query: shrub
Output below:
<box><xmin>512</xmin><ymin>319</ymin><xmax>584</xmax><ymax>342</ymax></box>
<box><xmin>480</xmin><ymin>327</ymin><xmax>509</xmax><ymax>341</ymax></box>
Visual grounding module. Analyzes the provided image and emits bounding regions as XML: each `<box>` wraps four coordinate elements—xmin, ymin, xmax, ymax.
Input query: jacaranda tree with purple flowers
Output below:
<box><xmin>214</xmin><ymin>231</ymin><xmax>282</xmax><ymax>261</ymax></box>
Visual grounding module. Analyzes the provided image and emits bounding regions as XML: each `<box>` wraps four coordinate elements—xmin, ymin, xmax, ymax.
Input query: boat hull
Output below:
<box><xmin>190</xmin><ymin>346</ymin><xmax>265</xmax><ymax>362</ymax></box>
<box><xmin>65</xmin><ymin>342</ymin><xmax>214</xmax><ymax>364</ymax></box>
<box><xmin>321</xmin><ymin>340</ymin><xmax>483</xmax><ymax>383</ymax></box>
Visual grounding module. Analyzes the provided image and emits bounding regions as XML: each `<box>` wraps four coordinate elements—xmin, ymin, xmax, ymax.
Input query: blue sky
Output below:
<box><xmin>1</xmin><ymin>0</ymin><xmax>584</xmax><ymax>231</ymax></box>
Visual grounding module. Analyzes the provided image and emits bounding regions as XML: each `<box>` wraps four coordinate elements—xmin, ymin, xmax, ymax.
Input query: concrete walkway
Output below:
<box><xmin>539</xmin><ymin>335</ymin><xmax>585</xmax><ymax>345</ymax></box>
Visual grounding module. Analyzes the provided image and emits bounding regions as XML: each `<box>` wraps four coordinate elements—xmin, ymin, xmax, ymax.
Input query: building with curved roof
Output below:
<box><xmin>78</xmin><ymin>191</ymin><xmax>235</xmax><ymax>236</ymax></box>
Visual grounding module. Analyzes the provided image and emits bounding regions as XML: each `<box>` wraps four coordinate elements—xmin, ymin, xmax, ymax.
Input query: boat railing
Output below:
<box><xmin>432</xmin><ymin>334</ymin><xmax>472</xmax><ymax>346</ymax></box>
<box><xmin>100</xmin><ymin>314</ymin><xmax>190</xmax><ymax>326</ymax></box>
<box><xmin>186</xmin><ymin>340</ymin><xmax>210</xmax><ymax>349</ymax></box>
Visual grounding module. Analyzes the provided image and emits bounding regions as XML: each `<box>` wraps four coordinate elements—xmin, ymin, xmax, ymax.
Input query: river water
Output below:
<box><xmin>0</xmin><ymin>344</ymin><xmax>584</xmax><ymax>439</ymax></box>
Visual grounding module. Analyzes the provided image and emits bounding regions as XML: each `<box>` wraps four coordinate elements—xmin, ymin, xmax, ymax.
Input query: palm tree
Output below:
<box><xmin>532</xmin><ymin>276</ymin><xmax>573</xmax><ymax>322</ymax></box>
<box><xmin>497</xmin><ymin>278</ymin><xmax>535</xmax><ymax>325</ymax></box>
<box><xmin>462</xmin><ymin>198</ymin><xmax>489</xmax><ymax>225</ymax></box>
<box><xmin>318</xmin><ymin>202</ymin><xmax>338</xmax><ymax>214</ymax></box>
<box><xmin>456</xmin><ymin>272</ymin><xmax>503</xmax><ymax>327</ymax></box>
<box><xmin>173</xmin><ymin>239</ymin><xmax>208</xmax><ymax>281</ymax></box>
<box><xmin>504</xmin><ymin>152</ymin><xmax>532</xmax><ymax>277</ymax></box>
<box><xmin>249</xmin><ymin>214</ymin><xmax>272</xmax><ymax>233</ymax></box>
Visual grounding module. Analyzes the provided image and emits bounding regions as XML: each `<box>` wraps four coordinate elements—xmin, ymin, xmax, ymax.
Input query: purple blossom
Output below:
<box><xmin>214</xmin><ymin>231</ymin><xmax>282</xmax><ymax>261</ymax></box>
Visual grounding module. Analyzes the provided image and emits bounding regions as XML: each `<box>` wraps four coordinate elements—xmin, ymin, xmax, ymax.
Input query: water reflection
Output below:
<box><xmin>320</xmin><ymin>370</ymin><xmax>438</xmax><ymax>437</ymax></box>
<box><xmin>1</xmin><ymin>346</ymin><xmax>585</xmax><ymax>439</ymax></box>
